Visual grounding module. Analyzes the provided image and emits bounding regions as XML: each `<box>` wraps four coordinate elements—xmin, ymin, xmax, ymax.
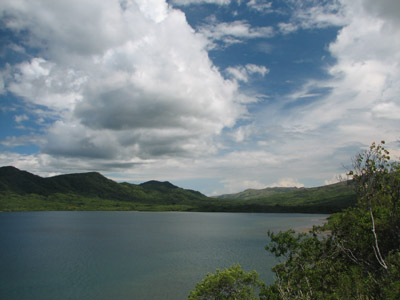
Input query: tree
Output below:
<box><xmin>347</xmin><ymin>140</ymin><xmax>400</xmax><ymax>268</ymax></box>
<box><xmin>188</xmin><ymin>264</ymin><xmax>265</xmax><ymax>300</ymax></box>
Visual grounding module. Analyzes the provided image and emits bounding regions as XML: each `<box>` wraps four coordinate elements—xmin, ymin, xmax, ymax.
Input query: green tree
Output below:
<box><xmin>188</xmin><ymin>264</ymin><xmax>265</xmax><ymax>300</ymax></box>
<box><xmin>348</xmin><ymin>140</ymin><xmax>400</xmax><ymax>269</ymax></box>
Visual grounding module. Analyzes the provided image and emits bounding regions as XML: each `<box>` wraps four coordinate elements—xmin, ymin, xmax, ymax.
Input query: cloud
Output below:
<box><xmin>231</xmin><ymin>125</ymin><xmax>254</xmax><ymax>143</ymax></box>
<box><xmin>278</xmin><ymin>22</ymin><xmax>299</xmax><ymax>35</ymax></box>
<box><xmin>246</xmin><ymin>64</ymin><xmax>270</xmax><ymax>76</ymax></box>
<box><xmin>282</xmin><ymin>0</ymin><xmax>400</xmax><ymax>123</ymax></box>
<box><xmin>0</xmin><ymin>0</ymin><xmax>246</xmax><ymax>161</ymax></box>
<box><xmin>318</xmin><ymin>0</ymin><xmax>400</xmax><ymax>133</ymax></box>
<box><xmin>14</xmin><ymin>114</ymin><xmax>29</xmax><ymax>123</ymax></box>
<box><xmin>170</xmin><ymin>0</ymin><xmax>230</xmax><ymax>5</ymax></box>
<box><xmin>277</xmin><ymin>0</ymin><xmax>347</xmax><ymax>34</ymax></box>
<box><xmin>267</xmin><ymin>178</ymin><xmax>305</xmax><ymax>188</ymax></box>
<box><xmin>0</xmin><ymin>134</ymin><xmax>40</xmax><ymax>148</ymax></box>
<box><xmin>1</xmin><ymin>1</ymin><xmax>128</xmax><ymax>60</ymax></box>
<box><xmin>198</xmin><ymin>19</ymin><xmax>274</xmax><ymax>48</ymax></box>
<box><xmin>362</xmin><ymin>0</ymin><xmax>400</xmax><ymax>25</ymax></box>
<box><xmin>6</xmin><ymin>58</ymin><xmax>85</xmax><ymax>111</ymax></box>
<box><xmin>246</xmin><ymin>0</ymin><xmax>273</xmax><ymax>14</ymax></box>
<box><xmin>226</xmin><ymin>64</ymin><xmax>269</xmax><ymax>82</ymax></box>
<box><xmin>269</xmin><ymin>0</ymin><xmax>400</xmax><ymax>176</ymax></box>
<box><xmin>372</xmin><ymin>102</ymin><xmax>400</xmax><ymax>120</ymax></box>
<box><xmin>0</xmin><ymin>72</ymin><xmax>5</xmax><ymax>94</ymax></box>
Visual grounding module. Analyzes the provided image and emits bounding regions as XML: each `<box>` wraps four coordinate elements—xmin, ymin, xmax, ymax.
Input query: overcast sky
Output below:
<box><xmin>1</xmin><ymin>0</ymin><xmax>400</xmax><ymax>195</ymax></box>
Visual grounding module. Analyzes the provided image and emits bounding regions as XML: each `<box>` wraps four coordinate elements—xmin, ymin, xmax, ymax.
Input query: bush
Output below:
<box><xmin>188</xmin><ymin>264</ymin><xmax>265</xmax><ymax>300</ymax></box>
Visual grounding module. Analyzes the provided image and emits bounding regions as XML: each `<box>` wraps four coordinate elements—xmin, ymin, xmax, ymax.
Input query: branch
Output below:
<box><xmin>369</xmin><ymin>207</ymin><xmax>388</xmax><ymax>270</ymax></box>
<box><xmin>336</xmin><ymin>240</ymin><xmax>360</xmax><ymax>265</ymax></box>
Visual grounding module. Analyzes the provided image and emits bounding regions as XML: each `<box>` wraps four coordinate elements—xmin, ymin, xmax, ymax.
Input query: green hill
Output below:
<box><xmin>0</xmin><ymin>166</ymin><xmax>357</xmax><ymax>213</ymax></box>
<box><xmin>0</xmin><ymin>166</ymin><xmax>209</xmax><ymax>211</ymax></box>
<box><xmin>216</xmin><ymin>186</ymin><xmax>300</xmax><ymax>200</ymax></box>
<box><xmin>213</xmin><ymin>181</ymin><xmax>356</xmax><ymax>213</ymax></box>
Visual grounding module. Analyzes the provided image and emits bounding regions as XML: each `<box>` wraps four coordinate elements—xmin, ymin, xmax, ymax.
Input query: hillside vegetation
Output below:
<box><xmin>0</xmin><ymin>166</ymin><xmax>355</xmax><ymax>213</ymax></box>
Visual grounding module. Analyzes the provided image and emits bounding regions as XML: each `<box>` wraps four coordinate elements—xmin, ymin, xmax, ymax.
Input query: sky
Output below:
<box><xmin>0</xmin><ymin>0</ymin><xmax>400</xmax><ymax>196</ymax></box>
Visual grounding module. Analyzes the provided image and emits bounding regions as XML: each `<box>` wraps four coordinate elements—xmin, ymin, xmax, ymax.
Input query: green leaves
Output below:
<box><xmin>188</xmin><ymin>265</ymin><xmax>265</xmax><ymax>300</ymax></box>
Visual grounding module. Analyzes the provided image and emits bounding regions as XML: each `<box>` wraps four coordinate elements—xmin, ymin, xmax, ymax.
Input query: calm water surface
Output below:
<box><xmin>0</xmin><ymin>211</ymin><xmax>327</xmax><ymax>300</ymax></box>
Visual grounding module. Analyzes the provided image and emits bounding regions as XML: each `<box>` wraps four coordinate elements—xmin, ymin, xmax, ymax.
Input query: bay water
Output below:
<box><xmin>0</xmin><ymin>211</ymin><xmax>327</xmax><ymax>300</ymax></box>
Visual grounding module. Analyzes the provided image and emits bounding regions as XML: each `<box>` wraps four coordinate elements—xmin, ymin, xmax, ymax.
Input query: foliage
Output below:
<box><xmin>188</xmin><ymin>265</ymin><xmax>265</xmax><ymax>300</ymax></box>
<box><xmin>263</xmin><ymin>141</ymin><xmax>400</xmax><ymax>299</ymax></box>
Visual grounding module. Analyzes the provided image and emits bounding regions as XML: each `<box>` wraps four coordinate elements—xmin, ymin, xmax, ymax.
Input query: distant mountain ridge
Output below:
<box><xmin>214</xmin><ymin>181</ymin><xmax>357</xmax><ymax>211</ymax></box>
<box><xmin>0</xmin><ymin>166</ymin><xmax>357</xmax><ymax>213</ymax></box>
<box><xmin>216</xmin><ymin>186</ymin><xmax>302</xmax><ymax>200</ymax></box>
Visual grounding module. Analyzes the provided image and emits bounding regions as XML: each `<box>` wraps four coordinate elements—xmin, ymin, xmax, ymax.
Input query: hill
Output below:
<box><xmin>216</xmin><ymin>186</ymin><xmax>301</xmax><ymax>200</ymax></box>
<box><xmin>0</xmin><ymin>166</ymin><xmax>357</xmax><ymax>213</ymax></box>
<box><xmin>213</xmin><ymin>181</ymin><xmax>357</xmax><ymax>213</ymax></box>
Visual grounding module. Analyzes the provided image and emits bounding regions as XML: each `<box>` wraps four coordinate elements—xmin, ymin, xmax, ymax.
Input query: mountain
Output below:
<box><xmin>0</xmin><ymin>166</ymin><xmax>357</xmax><ymax>213</ymax></box>
<box><xmin>140</xmin><ymin>180</ymin><xmax>179</xmax><ymax>192</ymax></box>
<box><xmin>0</xmin><ymin>166</ymin><xmax>53</xmax><ymax>195</ymax></box>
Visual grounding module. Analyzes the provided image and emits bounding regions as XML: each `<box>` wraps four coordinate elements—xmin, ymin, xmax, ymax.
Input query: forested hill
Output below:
<box><xmin>213</xmin><ymin>181</ymin><xmax>357</xmax><ymax>213</ymax></box>
<box><xmin>215</xmin><ymin>181</ymin><xmax>355</xmax><ymax>202</ymax></box>
<box><xmin>0</xmin><ymin>166</ymin><xmax>356</xmax><ymax>213</ymax></box>
<box><xmin>0</xmin><ymin>166</ymin><xmax>209</xmax><ymax>211</ymax></box>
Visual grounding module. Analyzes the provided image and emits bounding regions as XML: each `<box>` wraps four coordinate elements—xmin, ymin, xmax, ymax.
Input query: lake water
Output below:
<box><xmin>0</xmin><ymin>211</ymin><xmax>327</xmax><ymax>300</ymax></box>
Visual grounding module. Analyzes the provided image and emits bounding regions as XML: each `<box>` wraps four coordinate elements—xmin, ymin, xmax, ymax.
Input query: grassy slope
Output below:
<box><xmin>0</xmin><ymin>166</ymin><xmax>356</xmax><ymax>213</ymax></box>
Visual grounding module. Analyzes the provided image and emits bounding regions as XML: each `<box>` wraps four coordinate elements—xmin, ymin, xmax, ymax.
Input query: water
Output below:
<box><xmin>0</xmin><ymin>211</ymin><xmax>327</xmax><ymax>300</ymax></box>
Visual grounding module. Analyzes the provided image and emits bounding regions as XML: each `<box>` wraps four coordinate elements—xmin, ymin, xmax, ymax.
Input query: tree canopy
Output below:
<box><xmin>188</xmin><ymin>265</ymin><xmax>265</xmax><ymax>300</ymax></box>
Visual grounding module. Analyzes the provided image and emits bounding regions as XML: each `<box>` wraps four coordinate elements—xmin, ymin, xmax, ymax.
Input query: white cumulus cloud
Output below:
<box><xmin>0</xmin><ymin>0</ymin><xmax>246</xmax><ymax>161</ymax></box>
